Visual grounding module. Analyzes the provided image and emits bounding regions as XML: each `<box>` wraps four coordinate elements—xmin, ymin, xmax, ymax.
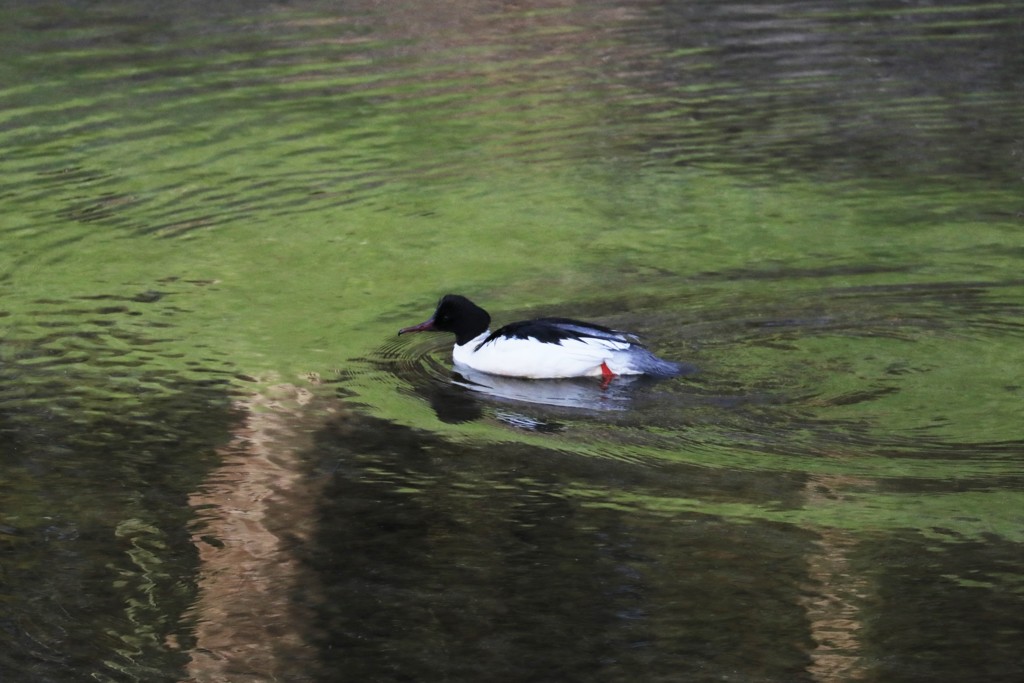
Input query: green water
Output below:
<box><xmin>2</xmin><ymin>1</ymin><xmax>1023</xmax><ymax>681</ymax></box>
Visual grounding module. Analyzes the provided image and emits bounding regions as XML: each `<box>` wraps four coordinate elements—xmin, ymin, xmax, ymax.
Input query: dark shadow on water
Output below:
<box><xmin>0</xmin><ymin>373</ymin><xmax>239</xmax><ymax>682</ymax></box>
<box><xmin>281</xmin><ymin>395</ymin><xmax>1024</xmax><ymax>683</ymax></box>
<box><xmin>298</xmin><ymin>410</ymin><xmax>818</xmax><ymax>683</ymax></box>
<box><xmin>852</xmin><ymin>530</ymin><xmax>1024</xmax><ymax>683</ymax></box>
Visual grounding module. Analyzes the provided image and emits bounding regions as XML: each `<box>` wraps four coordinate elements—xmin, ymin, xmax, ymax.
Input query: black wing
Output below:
<box><xmin>486</xmin><ymin>317</ymin><xmax>639</xmax><ymax>346</ymax></box>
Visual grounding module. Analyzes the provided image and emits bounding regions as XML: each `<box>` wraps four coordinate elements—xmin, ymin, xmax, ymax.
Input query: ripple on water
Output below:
<box><xmin>2</xmin><ymin>1</ymin><xmax>1023</xmax><ymax>681</ymax></box>
<box><xmin>347</xmin><ymin>277</ymin><xmax>1024</xmax><ymax>493</ymax></box>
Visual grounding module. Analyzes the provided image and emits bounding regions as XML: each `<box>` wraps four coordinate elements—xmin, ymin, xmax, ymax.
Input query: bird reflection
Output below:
<box><xmin>450</xmin><ymin>366</ymin><xmax>661</xmax><ymax>411</ymax></box>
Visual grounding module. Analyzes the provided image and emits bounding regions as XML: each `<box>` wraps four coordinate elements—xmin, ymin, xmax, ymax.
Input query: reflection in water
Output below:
<box><xmin>1</xmin><ymin>0</ymin><xmax>1023</xmax><ymax>681</ymax></box>
<box><xmin>454</xmin><ymin>368</ymin><xmax>638</xmax><ymax>411</ymax></box>
<box><xmin>185</xmin><ymin>383</ymin><xmax>323</xmax><ymax>682</ymax></box>
<box><xmin>799</xmin><ymin>476</ymin><xmax>870</xmax><ymax>682</ymax></box>
<box><xmin>175</xmin><ymin>346</ymin><xmax>1018</xmax><ymax>682</ymax></box>
<box><xmin>449</xmin><ymin>365</ymin><xmax>696</xmax><ymax>413</ymax></box>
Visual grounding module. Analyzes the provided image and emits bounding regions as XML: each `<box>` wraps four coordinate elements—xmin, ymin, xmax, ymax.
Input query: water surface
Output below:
<box><xmin>1</xmin><ymin>1</ymin><xmax>1022</xmax><ymax>682</ymax></box>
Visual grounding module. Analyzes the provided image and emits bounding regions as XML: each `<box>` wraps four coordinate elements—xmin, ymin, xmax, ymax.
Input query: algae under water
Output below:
<box><xmin>1</xmin><ymin>1</ymin><xmax>1023</xmax><ymax>681</ymax></box>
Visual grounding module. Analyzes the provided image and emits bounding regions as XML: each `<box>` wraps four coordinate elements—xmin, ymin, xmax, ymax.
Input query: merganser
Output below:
<box><xmin>398</xmin><ymin>294</ymin><xmax>683</xmax><ymax>380</ymax></box>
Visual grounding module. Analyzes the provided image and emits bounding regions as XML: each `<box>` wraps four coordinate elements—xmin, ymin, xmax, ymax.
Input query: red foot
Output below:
<box><xmin>599</xmin><ymin>361</ymin><xmax>616</xmax><ymax>389</ymax></box>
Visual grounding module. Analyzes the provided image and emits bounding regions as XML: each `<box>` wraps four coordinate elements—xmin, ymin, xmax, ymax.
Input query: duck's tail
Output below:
<box><xmin>621</xmin><ymin>349</ymin><xmax>690</xmax><ymax>378</ymax></box>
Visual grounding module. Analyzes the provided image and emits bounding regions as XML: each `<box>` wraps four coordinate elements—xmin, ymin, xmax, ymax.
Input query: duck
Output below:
<box><xmin>398</xmin><ymin>294</ymin><xmax>683</xmax><ymax>380</ymax></box>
